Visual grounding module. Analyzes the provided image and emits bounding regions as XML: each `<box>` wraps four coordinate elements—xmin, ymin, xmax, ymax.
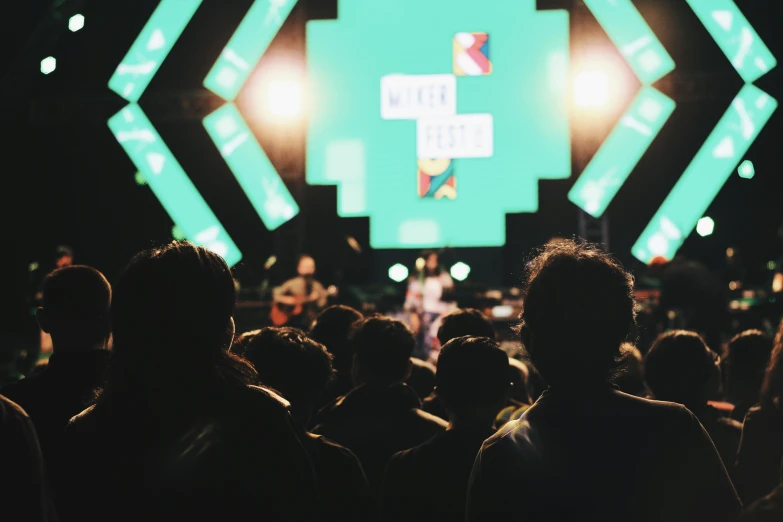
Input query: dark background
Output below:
<box><xmin>2</xmin><ymin>0</ymin><xmax>782</xmax><ymax>334</ymax></box>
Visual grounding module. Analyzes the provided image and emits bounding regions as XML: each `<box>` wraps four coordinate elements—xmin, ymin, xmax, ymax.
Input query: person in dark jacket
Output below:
<box><xmin>467</xmin><ymin>240</ymin><xmax>741</xmax><ymax>522</ymax></box>
<box><xmin>2</xmin><ymin>266</ymin><xmax>112</xmax><ymax>475</ymax></box>
<box><xmin>381</xmin><ymin>335</ymin><xmax>509</xmax><ymax>522</ymax></box>
<box><xmin>313</xmin><ymin>315</ymin><xmax>446</xmax><ymax>491</ymax></box>
<box><xmin>644</xmin><ymin>330</ymin><xmax>742</xmax><ymax>471</ymax></box>
<box><xmin>56</xmin><ymin>242</ymin><xmax>318</xmax><ymax>522</ymax></box>
<box><xmin>234</xmin><ymin>326</ymin><xmax>372</xmax><ymax>522</ymax></box>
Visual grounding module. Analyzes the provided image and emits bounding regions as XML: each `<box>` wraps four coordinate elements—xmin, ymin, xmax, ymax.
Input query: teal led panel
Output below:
<box><xmin>204</xmin><ymin>104</ymin><xmax>300</xmax><ymax>230</ymax></box>
<box><xmin>685</xmin><ymin>0</ymin><xmax>777</xmax><ymax>84</ymax></box>
<box><xmin>632</xmin><ymin>84</ymin><xmax>777</xmax><ymax>263</ymax></box>
<box><xmin>569</xmin><ymin>87</ymin><xmax>675</xmax><ymax>217</ymax></box>
<box><xmin>306</xmin><ymin>0</ymin><xmax>571</xmax><ymax>248</ymax></box>
<box><xmin>203</xmin><ymin>0</ymin><xmax>298</xmax><ymax>101</ymax></box>
<box><xmin>583</xmin><ymin>0</ymin><xmax>675</xmax><ymax>85</ymax></box>
<box><xmin>108</xmin><ymin>0</ymin><xmax>202</xmax><ymax>102</ymax></box>
<box><xmin>109</xmin><ymin>104</ymin><xmax>243</xmax><ymax>266</ymax></box>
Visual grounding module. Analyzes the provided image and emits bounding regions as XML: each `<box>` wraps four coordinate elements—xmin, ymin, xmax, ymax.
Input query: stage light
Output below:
<box><xmin>389</xmin><ymin>263</ymin><xmax>409</xmax><ymax>283</ymax></box>
<box><xmin>450</xmin><ymin>262</ymin><xmax>471</xmax><ymax>281</ymax></box>
<box><xmin>40</xmin><ymin>56</ymin><xmax>56</xmax><ymax>75</ymax></box>
<box><xmin>247</xmin><ymin>60</ymin><xmax>306</xmax><ymax>124</ymax></box>
<box><xmin>415</xmin><ymin>257</ymin><xmax>426</xmax><ymax>271</ymax></box>
<box><xmin>573</xmin><ymin>71</ymin><xmax>609</xmax><ymax>108</ymax></box>
<box><xmin>696</xmin><ymin>217</ymin><xmax>714</xmax><ymax>237</ymax></box>
<box><xmin>68</xmin><ymin>14</ymin><xmax>85</xmax><ymax>32</ymax></box>
<box><xmin>134</xmin><ymin>171</ymin><xmax>147</xmax><ymax>186</ymax></box>
<box><xmin>737</xmin><ymin>160</ymin><xmax>755</xmax><ymax>179</ymax></box>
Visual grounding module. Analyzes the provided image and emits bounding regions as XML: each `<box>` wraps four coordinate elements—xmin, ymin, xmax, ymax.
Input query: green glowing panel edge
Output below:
<box><xmin>632</xmin><ymin>84</ymin><xmax>777</xmax><ymax>263</ymax></box>
<box><xmin>203</xmin><ymin>0</ymin><xmax>299</xmax><ymax>101</ymax></box>
<box><xmin>685</xmin><ymin>0</ymin><xmax>777</xmax><ymax>84</ymax></box>
<box><xmin>584</xmin><ymin>0</ymin><xmax>675</xmax><ymax>84</ymax></box>
<box><xmin>109</xmin><ymin>104</ymin><xmax>243</xmax><ymax>266</ymax></box>
<box><xmin>203</xmin><ymin>104</ymin><xmax>300</xmax><ymax>230</ymax></box>
<box><xmin>569</xmin><ymin>87</ymin><xmax>675</xmax><ymax>217</ymax></box>
<box><xmin>108</xmin><ymin>0</ymin><xmax>203</xmax><ymax>103</ymax></box>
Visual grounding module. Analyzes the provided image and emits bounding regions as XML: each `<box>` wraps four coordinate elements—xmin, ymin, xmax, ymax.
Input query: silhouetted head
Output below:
<box><xmin>105</xmin><ymin>242</ymin><xmax>251</xmax><ymax>402</ymax></box>
<box><xmin>297</xmin><ymin>255</ymin><xmax>316</xmax><ymax>278</ymax></box>
<box><xmin>350</xmin><ymin>315</ymin><xmax>414</xmax><ymax>386</ymax></box>
<box><xmin>309</xmin><ymin>305</ymin><xmax>363</xmax><ymax>374</ymax></box>
<box><xmin>518</xmin><ymin>240</ymin><xmax>636</xmax><ymax>387</ymax></box>
<box><xmin>644</xmin><ymin>330</ymin><xmax>720</xmax><ymax>408</ymax></box>
<box><xmin>726</xmin><ymin>329</ymin><xmax>773</xmax><ymax>404</ymax></box>
<box><xmin>436</xmin><ymin>336</ymin><xmax>510</xmax><ymax>426</ymax></box>
<box><xmin>234</xmin><ymin>327</ymin><xmax>333</xmax><ymax>425</ymax></box>
<box><xmin>37</xmin><ymin>265</ymin><xmax>111</xmax><ymax>350</ymax></box>
<box><xmin>760</xmin><ymin>319</ymin><xmax>783</xmax><ymax>411</ymax></box>
<box><xmin>437</xmin><ymin>308</ymin><xmax>496</xmax><ymax>346</ymax></box>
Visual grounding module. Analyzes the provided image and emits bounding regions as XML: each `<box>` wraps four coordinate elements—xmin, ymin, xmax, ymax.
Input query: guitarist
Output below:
<box><xmin>271</xmin><ymin>255</ymin><xmax>329</xmax><ymax>329</ymax></box>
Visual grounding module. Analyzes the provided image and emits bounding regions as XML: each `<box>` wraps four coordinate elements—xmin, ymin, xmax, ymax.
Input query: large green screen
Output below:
<box><xmin>306</xmin><ymin>0</ymin><xmax>571</xmax><ymax>248</ymax></box>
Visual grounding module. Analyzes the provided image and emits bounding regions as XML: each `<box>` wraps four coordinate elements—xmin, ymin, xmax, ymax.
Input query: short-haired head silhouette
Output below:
<box><xmin>437</xmin><ymin>308</ymin><xmax>496</xmax><ymax>346</ymax></box>
<box><xmin>436</xmin><ymin>336</ymin><xmax>509</xmax><ymax>426</ymax></box>
<box><xmin>350</xmin><ymin>315</ymin><xmax>415</xmax><ymax>386</ymax></box>
<box><xmin>644</xmin><ymin>330</ymin><xmax>720</xmax><ymax>408</ymax></box>
<box><xmin>234</xmin><ymin>327</ymin><xmax>333</xmax><ymax>425</ymax></box>
<box><xmin>518</xmin><ymin>240</ymin><xmax>636</xmax><ymax>387</ymax></box>
<box><xmin>37</xmin><ymin>265</ymin><xmax>111</xmax><ymax>350</ymax></box>
<box><xmin>726</xmin><ymin>329</ymin><xmax>773</xmax><ymax>403</ymax></box>
<box><xmin>102</xmin><ymin>242</ymin><xmax>253</xmax><ymax>405</ymax></box>
<box><xmin>309</xmin><ymin>305</ymin><xmax>363</xmax><ymax>373</ymax></box>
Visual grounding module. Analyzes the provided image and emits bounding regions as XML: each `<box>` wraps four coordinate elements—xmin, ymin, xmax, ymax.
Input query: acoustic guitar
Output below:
<box><xmin>269</xmin><ymin>285</ymin><xmax>338</xmax><ymax>327</ymax></box>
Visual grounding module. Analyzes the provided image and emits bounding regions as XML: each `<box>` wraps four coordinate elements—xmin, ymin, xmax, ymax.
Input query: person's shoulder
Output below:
<box><xmin>0</xmin><ymin>393</ymin><xmax>28</xmax><ymax>420</ymax></box>
<box><xmin>240</xmin><ymin>384</ymin><xmax>292</xmax><ymax>413</ymax></box>
<box><xmin>308</xmin><ymin>433</ymin><xmax>362</xmax><ymax>465</ymax></box>
<box><xmin>716</xmin><ymin>416</ymin><xmax>743</xmax><ymax>432</ymax></box>
<box><xmin>607</xmin><ymin>389</ymin><xmax>696</xmax><ymax>423</ymax></box>
<box><xmin>412</xmin><ymin>407</ymin><xmax>448</xmax><ymax>430</ymax></box>
<box><xmin>66</xmin><ymin>404</ymin><xmax>99</xmax><ymax>433</ymax></box>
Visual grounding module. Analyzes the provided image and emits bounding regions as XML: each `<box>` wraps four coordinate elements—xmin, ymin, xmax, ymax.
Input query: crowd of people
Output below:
<box><xmin>2</xmin><ymin>239</ymin><xmax>783</xmax><ymax>521</ymax></box>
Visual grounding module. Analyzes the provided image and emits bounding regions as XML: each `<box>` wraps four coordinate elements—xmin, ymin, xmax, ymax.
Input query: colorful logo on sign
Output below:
<box><xmin>453</xmin><ymin>32</ymin><xmax>492</xmax><ymax>76</ymax></box>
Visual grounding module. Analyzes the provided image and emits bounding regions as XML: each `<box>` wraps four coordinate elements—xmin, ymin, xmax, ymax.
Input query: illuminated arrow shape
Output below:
<box><xmin>108</xmin><ymin>0</ymin><xmax>202</xmax><ymax>103</ymax></box>
<box><xmin>632</xmin><ymin>86</ymin><xmax>776</xmax><ymax>263</ymax></box>
<box><xmin>106</xmin><ymin>0</ymin><xmax>243</xmax><ymax>265</ymax></box>
<box><xmin>109</xmin><ymin>105</ymin><xmax>243</xmax><ymax>266</ymax></box>
<box><xmin>633</xmin><ymin>0</ymin><xmax>777</xmax><ymax>263</ymax></box>
<box><xmin>685</xmin><ymin>0</ymin><xmax>777</xmax><ymax>84</ymax></box>
<box><xmin>568</xmin><ymin>0</ymin><xmax>676</xmax><ymax>218</ymax></box>
<box><xmin>202</xmin><ymin>0</ymin><xmax>299</xmax><ymax>231</ymax></box>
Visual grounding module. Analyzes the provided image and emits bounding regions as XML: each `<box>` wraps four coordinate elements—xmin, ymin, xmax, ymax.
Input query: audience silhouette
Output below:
<box><xmin>55</xmin><ymin>242</ymin><xmax>318</xmax><ymax>522</ymax></box>
<box><xmin>5</xmin><ymin>238</ymin><xmax>783</xmax><ymax>521</ymax></box>
<box><xmin>234</xmin><ymin>326</ymin><xmax>372</xmax><ymax>522</ymax></box>
<box><xmin>381</xmin><ymin>336</ymin><xmax>509</xmax><ymax>522</ymax></box>
<box><xmin>467</xmin><ymin>240</ymin><xmax>741</xmax><ymax>522</ymax></box>
<box><xmin>313</xmin><ymin>315</ymin><xmax>447</xmax><ymax>491</ymax></box>
<box><xmin>2</xmin><ymin>266</ymin><xmax>112</xmax><ymax>477</ymax></box>
<box><xmin>644</xmin><ymin>330</ymin><xmax>742</xmax><ymax>470</ymax></box>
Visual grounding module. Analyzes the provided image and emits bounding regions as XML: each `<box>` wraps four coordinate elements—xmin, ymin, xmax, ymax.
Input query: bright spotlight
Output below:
<box><xmin>68</xmin><ymin>14</ymin><xmax>85</xmax><ymax>32</ymax></box>
<box><xmin>40</xmin><ymin>56</ymin><xmax>56</xmax><ymax>75</ymax></box>
<box><xmin>266</xmin><ymin>79</ymin><xmax>303</xmax><ymax>118</ymax></box>
<box><xmin>389</xmin><ymin>263</ymin><xmax>409</xmax><ymax>283</ymax></box>
<box><xmin>450</xmin><ymin>262</ymin><xmax>471</xmax><ymax>282</ymax></box>
<box><xmin>573</xmin><ymin>71</ymin><xmax>609</xmax><ymax>108</ymax></box>
<box><xmin>247</xmin><ymin>60</ymin><xmax>306</xmax><ymax>124</ymax></box>
<box><xmin>696</xmin><ymin>217</ymin><xmax>715</xmax><ymax>237</ymax></box>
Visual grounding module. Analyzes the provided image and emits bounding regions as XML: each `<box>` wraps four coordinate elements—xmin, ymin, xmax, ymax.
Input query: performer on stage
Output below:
<box><xmin>405</xmin><ymin>250</ymin><xmax>455</xmax><ymax>360</ymax></box>
<box><xmin>271</xmin><ymin>255</ymin><xmax>329</xmax><ymax>329</ymax></box>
